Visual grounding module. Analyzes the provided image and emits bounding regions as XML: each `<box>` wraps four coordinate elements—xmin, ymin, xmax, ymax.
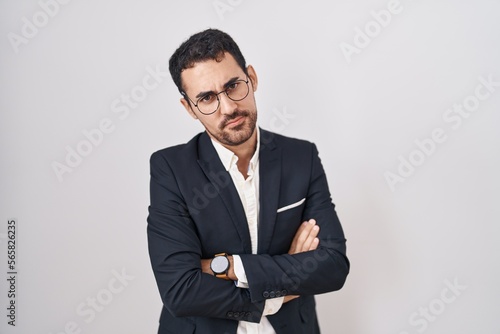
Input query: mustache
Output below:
<box><xmin>219</xmin><ymin>110</ymin><xmax>249</xmax><ymax>129</ymax></box>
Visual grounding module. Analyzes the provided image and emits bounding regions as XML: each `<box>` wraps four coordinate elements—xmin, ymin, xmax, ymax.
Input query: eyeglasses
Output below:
<box><xmin>182</xmin><ymin>77</ymin><xmax>250</xmax><ymax>115</ymax></box>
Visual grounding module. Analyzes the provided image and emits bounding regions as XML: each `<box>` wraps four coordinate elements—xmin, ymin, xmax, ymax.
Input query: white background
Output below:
<box><xmin>1</xmin><ymin>1</ymin><xmax>499</xmax><ymax>333</ymax></box>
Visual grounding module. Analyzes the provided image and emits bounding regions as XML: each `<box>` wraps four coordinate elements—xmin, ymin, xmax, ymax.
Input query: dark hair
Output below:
<box><xmin>169</xmin><ymin>29</ymin><xmax>247</xmax><ymax>97</ymax></box>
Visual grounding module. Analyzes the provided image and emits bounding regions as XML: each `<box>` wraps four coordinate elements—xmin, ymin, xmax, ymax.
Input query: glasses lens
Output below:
<box><xmin>197</xmin><ymin>93</ymin><xmax>218</xmax><ymax>115</ymax></box>
<box><xmin>226</xmin><ymin>80</ymin><xmax>249</xmax><ymax>101</ymax></box>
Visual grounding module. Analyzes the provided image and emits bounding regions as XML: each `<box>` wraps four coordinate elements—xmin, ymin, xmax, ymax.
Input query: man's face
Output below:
<box><xmin>180</xmin><ymin>52</ymin><xmax>258</xmax><ymax>147</ymax></box>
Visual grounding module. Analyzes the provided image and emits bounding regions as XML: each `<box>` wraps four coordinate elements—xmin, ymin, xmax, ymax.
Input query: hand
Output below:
<box><xmin>284</xmin><ymin>295</ymin><xmax>299</xmax><ymax>303</ymax></box>
<box><xmin>288</xmin><ymin>219</ymin><xmax>320</xmax><ymax>255</ymax></box>
<box><xmin>201</xmin><ymin>259</ymin><xmax>212</xmax><ymax>275</ymax></box>
<box><xmin>284</xmin><ymin>219</ymin><xmax>320</xmax><ymax>303</ymax></box>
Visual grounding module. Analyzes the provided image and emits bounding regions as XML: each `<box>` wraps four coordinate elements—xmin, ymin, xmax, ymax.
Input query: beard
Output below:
<box><xmin>206</xmin><ymin>109</ymin><xmax>257</xmax><ymax>146</ymax></box>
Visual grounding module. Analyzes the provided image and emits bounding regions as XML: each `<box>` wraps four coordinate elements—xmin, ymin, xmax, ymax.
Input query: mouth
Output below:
<box><xmin>225</xmin><ymin>116</ymin><xmax>245</xmax><ymax>128</ymax></box>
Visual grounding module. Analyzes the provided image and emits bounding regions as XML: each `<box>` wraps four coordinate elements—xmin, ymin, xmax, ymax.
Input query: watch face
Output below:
<box><xmin>211</xmin><ymin>256</ymin><xmax>229</xmax><ymax>274</ymax></box>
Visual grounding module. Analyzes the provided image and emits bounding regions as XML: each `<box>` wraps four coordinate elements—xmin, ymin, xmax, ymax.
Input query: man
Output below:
<box><xmin>147</xmin><ymin>28</ymin><xmax>349</xmax><ymax>334</ymax></box>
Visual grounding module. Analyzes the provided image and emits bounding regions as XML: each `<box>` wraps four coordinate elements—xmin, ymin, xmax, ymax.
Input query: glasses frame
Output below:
<box><xmin>182</xmin><ymin>76</ymin><xmax>250</xmax><ymax>115</ymax></box>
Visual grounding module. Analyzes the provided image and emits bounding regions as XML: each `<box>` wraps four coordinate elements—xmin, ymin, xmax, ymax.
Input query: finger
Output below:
<box><xmin>293</xmin><ymin>220</ymin><xmax>316</xmax><ymax>253</ymax></box>
<box><xmin>289</xmin><ymin>220</ymin><xmax>314</xmax><ymax>254</ymax></box>
<box><xmin>300</xmin><ymin>223</ymin><xmax>319</xmax><ymax>252</ymax></box>
<box><xmin>292</xmin><ymin>219</ymin><xmax>316</xmax><ymax>253</ymax></box>
<box><xmin>300</xmin><ymin>221</ymin><xmax>319</xmax><ymax>252</ymax></box>
<box><xmin>309</xmin><ymin>237</ymin><xmax>319</xmax><ymax>251</ymax></box>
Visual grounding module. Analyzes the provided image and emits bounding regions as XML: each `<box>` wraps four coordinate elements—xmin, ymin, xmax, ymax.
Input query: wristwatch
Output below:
<box><xmin>210</xmin><ymin>253</ymin><xmax>230</xmax><ymax>280</ymax></box>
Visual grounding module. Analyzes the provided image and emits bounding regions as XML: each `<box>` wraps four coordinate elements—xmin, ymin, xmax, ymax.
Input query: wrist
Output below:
<box><xmin>227</xmin><ymin>255</ymin><xmax>237</xmax><ymax>281</ymax></box>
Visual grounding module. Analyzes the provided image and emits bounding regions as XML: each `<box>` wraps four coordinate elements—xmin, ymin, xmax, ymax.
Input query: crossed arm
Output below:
<box><xmin>200</xmin><ymin>219</ymin><xmax>321</xmax><ymax>304</ymax></box>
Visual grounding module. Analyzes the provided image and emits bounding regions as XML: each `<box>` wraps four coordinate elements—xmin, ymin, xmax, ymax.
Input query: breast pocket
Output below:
<box><xmin>277</xmin><ymin>198</ymin><xmax>306</xmax><ymax>213</ymax></box>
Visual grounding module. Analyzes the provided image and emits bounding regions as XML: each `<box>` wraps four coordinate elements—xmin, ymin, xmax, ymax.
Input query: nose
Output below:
<box><xmin>217</xmin><ymin>93</ymin><xmax>238</xmax><ymax>115</ymax></box>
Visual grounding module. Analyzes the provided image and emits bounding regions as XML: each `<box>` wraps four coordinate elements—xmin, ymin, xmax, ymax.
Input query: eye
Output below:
<box><xmin>199</xmin><ymin>94</ymin><xmax>215</xmax><ymax>104</ymax></box>
<box><xmin>226</xmin><ymin>82</ymin><xmax>238</xmax><ymax>91</ymax></box>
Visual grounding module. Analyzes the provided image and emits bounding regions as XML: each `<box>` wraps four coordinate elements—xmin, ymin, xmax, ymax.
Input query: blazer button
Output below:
<box><xmin>276</xmin><ymin>291</ymin><xmax>282</xmax><ymax>297</ymax></box>
<box><xmin>269</xmin><ymin>291</ymin><xmax>276</xmax><ymax>298</ymax></box>
<box><xmin>233</xmin><ymin>311</ymin><xmax>240</xmax><ymax>318</ymax></box>
<box><xmin>263</xmin><ymin>291</ymin><xmax>270</xmax><ymax>298</ymax></box>
<box><xmin>245</xmin><ymin>312</ymin><xmax>252</xmax><ymax>318</ymax></box>
<box><xmin>227</xmin><ymin>311</ymin><xmax>233</xmax><ymax>317</ymax></box>
<box><xmin>281</xmin><ymin>289</ymin><xmax>287</xmax><ymax>296</ymax></box>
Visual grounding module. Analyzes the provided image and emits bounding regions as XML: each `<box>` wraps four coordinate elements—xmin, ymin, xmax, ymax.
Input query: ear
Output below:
<box><xmin>180</xmin><ymin>97</ymin><xmax>198</xmax><ymax>120</ymax></box>
<box><xmin>246</xmin><ymin>65</ymin><xmax>258</xmax><ymax>92</ymax></box>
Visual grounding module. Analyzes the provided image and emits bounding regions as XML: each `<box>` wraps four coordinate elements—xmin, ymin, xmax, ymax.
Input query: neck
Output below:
<box><xmin>224</xmin><ymin>129</ymin><xmax>258</xmax><ymax>179</ymax></box>
<box><xmin>231</xmin><ymin>131</ymin><xmax>257</xmax><ymax>159</ymax></box>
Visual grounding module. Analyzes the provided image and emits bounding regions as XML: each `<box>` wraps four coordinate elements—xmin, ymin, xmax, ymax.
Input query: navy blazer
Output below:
<box><xmin>147</xmin><ymin>129</ymin><xmax>349</xmax><ymax>334</ymax></box>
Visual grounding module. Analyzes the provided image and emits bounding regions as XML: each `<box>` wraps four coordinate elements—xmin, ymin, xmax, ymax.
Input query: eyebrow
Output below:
<box><xmin>194</xmin><ymin>76</ymin><xmax>240</xmax><ymax>99</ymax></box>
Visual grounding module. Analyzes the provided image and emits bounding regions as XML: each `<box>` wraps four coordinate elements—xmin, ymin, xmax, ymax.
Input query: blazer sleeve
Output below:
<box><xmin>147</xmin><ymin>151</ymin><xmax>265</xmax><ymax>322</ymax></box>
<box><xmin>238</xmin><ymin>143</ymin><xmax>350</xmax><ymax>303</ymax></box>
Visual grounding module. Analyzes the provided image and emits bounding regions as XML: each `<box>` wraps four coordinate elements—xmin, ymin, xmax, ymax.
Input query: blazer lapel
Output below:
<box><xmin>258</xmin><ymin>129</ymin><xmax>282</xmax><ymax>254</ymax></box>
<box><xmin>196</xmin><ymin>132</ymin><xmax>253</xmax><ymax>254</ymax></box>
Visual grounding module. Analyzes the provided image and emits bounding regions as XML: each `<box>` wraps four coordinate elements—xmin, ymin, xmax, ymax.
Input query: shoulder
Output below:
<box><xmin>150</xmin><ymin>132</ymin><xmax>203</xmax><ymax>166</ymax></box>
<box><xmin>260</xmin><ymin>128</ymin><xmax>317</xmax><ymax>154</ymax></box>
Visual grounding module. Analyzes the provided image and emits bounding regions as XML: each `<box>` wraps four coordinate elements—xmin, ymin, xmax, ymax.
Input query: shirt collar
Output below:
<box><xmin>211</xmin><ymin>127</ymin><xmax>260</xmax><ymax>173</ymax></box>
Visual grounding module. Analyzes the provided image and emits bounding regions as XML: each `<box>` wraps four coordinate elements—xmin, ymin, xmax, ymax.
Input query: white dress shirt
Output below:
<box><xmin>211</xmin><ymin>128</ymin><xmax>284</xmax><ymax>334</ymax></box>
